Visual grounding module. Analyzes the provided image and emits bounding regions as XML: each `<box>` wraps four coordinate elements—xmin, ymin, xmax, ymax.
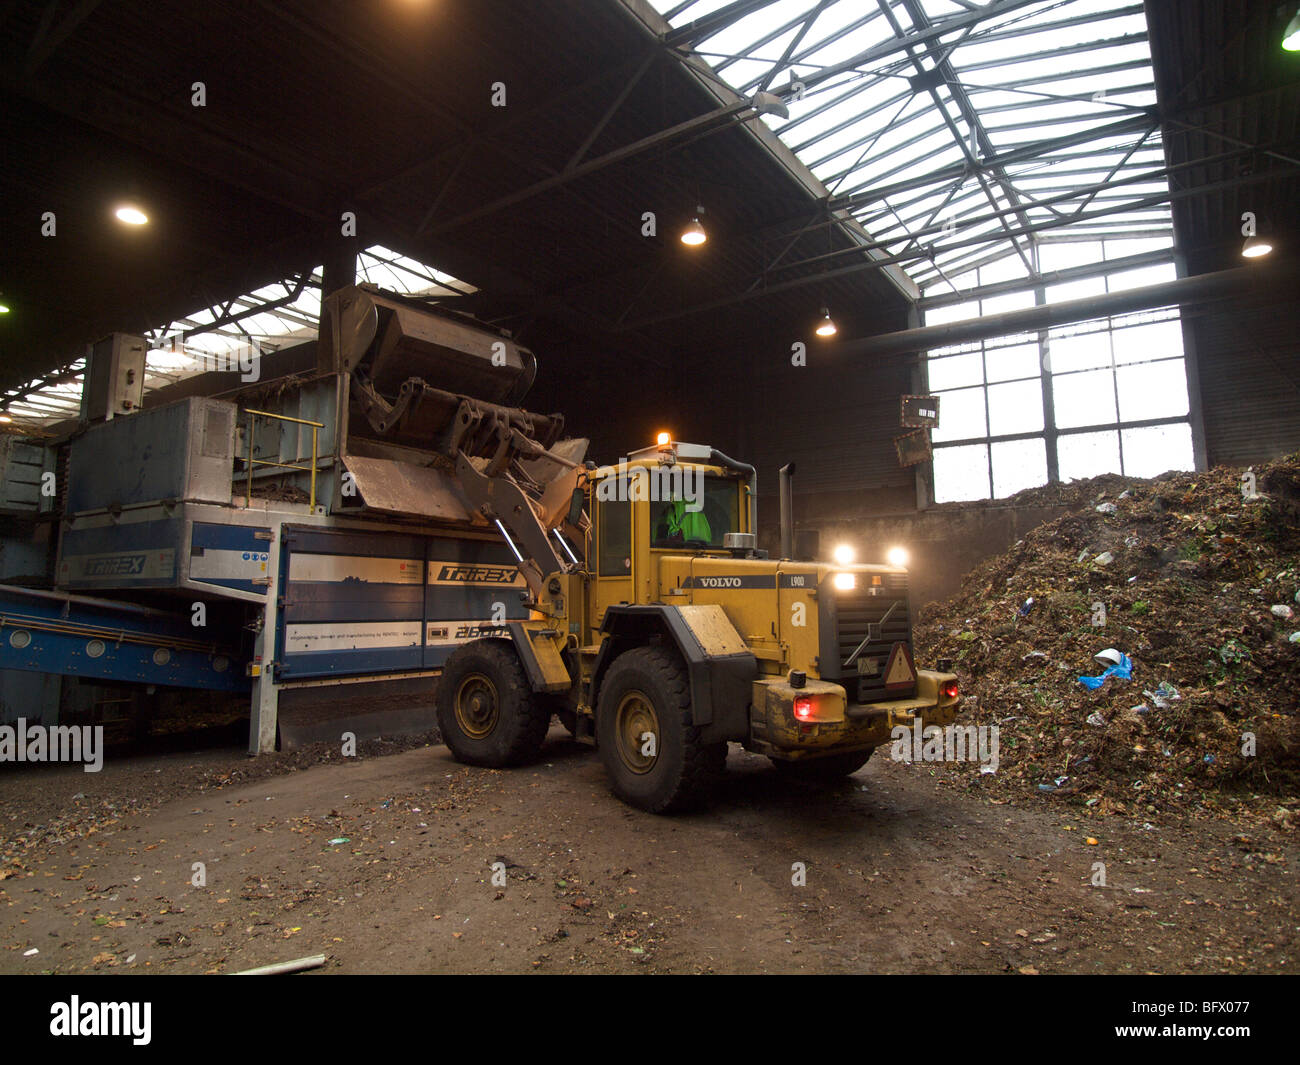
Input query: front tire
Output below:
<box><xmin>436</xmin><ymin>639</ymin><xmax>549</xmax><ymax>767</ymax></box>
<box><xmin>596</xmin><ymin>646</ymin><xmax>726</xmax><ymax>813</ymax></box>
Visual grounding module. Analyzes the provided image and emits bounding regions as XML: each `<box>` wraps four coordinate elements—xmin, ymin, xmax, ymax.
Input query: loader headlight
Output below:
<box><xmin>886</xmin><ymin>545</ymin><xmax>909</xmax><ymax>567</ymax></box>
<box><xmin>832</xmin><ymin>543</ymin><xmax>855</xmax><ymax>565</ymax></box>
<box><xmin>832</xmin><ymin>571</ymin><xmax>856</xmax><ymax>591</ymax></box>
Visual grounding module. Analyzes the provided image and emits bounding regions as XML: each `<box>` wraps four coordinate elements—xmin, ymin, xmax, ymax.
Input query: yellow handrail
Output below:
<box><xmin>244</xmin><ymin>408</ymin><xmax>324</xmax><ymax>510</ymax></box>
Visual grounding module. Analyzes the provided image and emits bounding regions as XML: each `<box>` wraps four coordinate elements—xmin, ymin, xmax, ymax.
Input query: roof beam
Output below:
<box><xmin>663</xmin><ymin>0</ymin><xmax>785</xmax><ymax>46</ymax></box>
<box><xmin>842</xmin><ymin>261</ymin><xmax>1297</xmax><ymax>360</ymax></box>
<box><xmin>833</xmin><ymin>113</ymin><xmax>1154</xmax><ymax>208</ymax></box>
<box><xmin>918</xmin><ymin>248</ymin><xmax>1173</xmax><ymax>308</ymax></box>
<box><xmin>763</xmin><ymin>0</ymin><xmax>1047</xmax><ymax>99</ymax></box>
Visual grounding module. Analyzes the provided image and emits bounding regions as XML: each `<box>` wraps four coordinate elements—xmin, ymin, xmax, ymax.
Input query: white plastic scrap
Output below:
<box><xmin>1094</xmin><ymin>551</ymin><xmax>1115</xmax><ymax>565</ymax></box>
<box><xmin>1271</xmin><ymin>604</ymin><xmax>1295</xmax><ymax>620</ymax></box>
<box><xmin>1096</xmin><ymin>502</ymin><xmax>1117</xmax><ymax>515</ymax></box>
<box><xmin>1143</xmin><ymin>682</ymin><xmax>1180</xmax><ymax>710</ymax></box>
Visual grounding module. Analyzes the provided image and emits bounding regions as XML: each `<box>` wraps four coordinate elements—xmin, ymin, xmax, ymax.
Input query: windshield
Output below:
<box><xmin>649</xmin><ymin>474</ymin><xmax>740</xmax><ymax>550</ymax></box>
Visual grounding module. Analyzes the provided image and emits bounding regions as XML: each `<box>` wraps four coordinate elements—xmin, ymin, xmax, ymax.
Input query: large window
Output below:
<box><xmin>925</xmin><ymin>239</ymin><xmax>1195</xmax><ymax>502</ymax></box>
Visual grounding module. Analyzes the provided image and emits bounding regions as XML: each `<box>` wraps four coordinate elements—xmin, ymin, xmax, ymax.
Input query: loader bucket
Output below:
<box><xmin>316</xmin><ymin>284</ymin><xmax>584</xmax><ymax>535</ymax></box>
<box><xmin>319</xmin><ymin>285</ymin><xmax>536</xmax><ymax>404</ymax></box>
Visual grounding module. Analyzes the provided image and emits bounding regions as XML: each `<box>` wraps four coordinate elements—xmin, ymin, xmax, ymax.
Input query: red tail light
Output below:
<box><xmin>793</xmin><ymin>696</ymin><xmax>814</xmax><ymax>720</ymax></box>
<box><xmin>940</xmin><ymin>680</ymin><xmax>959</xmax><ymax>699</ymax></box>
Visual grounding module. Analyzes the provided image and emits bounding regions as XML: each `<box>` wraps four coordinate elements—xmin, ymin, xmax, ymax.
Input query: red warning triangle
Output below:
<box><xmin>883</xmin><ymin>642</ymin><xmax>916</xmax><ymax>689</ymax></box>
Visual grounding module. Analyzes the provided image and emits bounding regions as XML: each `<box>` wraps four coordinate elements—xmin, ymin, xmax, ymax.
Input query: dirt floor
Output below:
<box><xmin>2</xmin><ymin>728</ymin><xmax>1295</xmax><ymax>974</ymax></box>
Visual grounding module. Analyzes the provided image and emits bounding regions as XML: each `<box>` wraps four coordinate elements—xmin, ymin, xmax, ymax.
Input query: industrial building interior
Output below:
<box><xmin>0</xmin><ymin>0</ymin><xmax>1298</xmax><ymax>981</ymax></box>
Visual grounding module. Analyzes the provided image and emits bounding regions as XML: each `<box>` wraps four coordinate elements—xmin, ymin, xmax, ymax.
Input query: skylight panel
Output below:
<box><xmin>644</xmin><ymin>0</ymin><xmax>1173</xmax><ymax>287</ymax></box>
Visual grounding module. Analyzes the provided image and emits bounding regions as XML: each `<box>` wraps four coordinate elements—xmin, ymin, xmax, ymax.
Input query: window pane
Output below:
<box><xmin>1038</xmin><ymin>241</ymin><xmax>1103</xmax><ymax>271</ymax></box>
<box><xmin>1053</xmin><ymin>368</ymin><xmax>1117</xmax><ymax>428</ymax></box>
<box><xmin>1103</xmin><ymin>237</ymin><xmax>1173</xmax><ymax>258</ymax></box>
<box><xmin>1116</xmin><ymin>360</ymin><xmax>1189</xmax><ymax>421</ymax></box>
<box><xmin>984</xmin><ymin>342</ymin><xmax>1041</xmax><ymax>383</ymax></box>
<box><xmin>1121</xmin><ymin>423</ymin><xmax>1194</xmax><ymax>477</ymax></box>
<box><xmin>1107</xmin><ymin>262</ymin><xmax>1177</xmax><ymax>291</ymax></box>
<box><xmin>649</xmin><ymin>474</ymin><xmax>738</xmax><ymax>549</ymax></box>
<box><xmin>991</xmin><ymin>438</ymin><xmax>1047</xmax><ymax>498</ymax></box>
<box><xmin>931</xmin><ymin>387</ymin><xmax>987</xmax><ymax>441</ymax></box>
<box><xmin>978</xmin><ymin>254</ymin><xmax>1031</xmax><ymax>285</ymax></box>
<box><xmin>924</xmin><ymin>300</ymin><xmax>979</xmax><ymax>326</ymax></box>
<box><xmin>981</xmin><ymin>289</ymin><xmax>1035</xmax><ymax>316</ymax></box>
<box><xmin>598</xmin><ymin>497</ymin><xmax>631</xmax><ymax>577</ymax></box>
<box><xmin>1046</xmin><ymin>331</ymin><xmax>1110</xmax><ymax>373</ymax></box>
<box><xmin>1045</xmin><ymin>276</ymin><xmax>1106</xmax><ymax>304</ymax></box>
<box><xmin>1058</xmin><ymin>430</ymin><xmax>1121</xmax><ymax>480</ymax></box>
<box><xmin>933</xmin><ymin>444</ymin><xmax>990</xmax><ymax>502</ymax></box>
<box><xmin>928</xmin><ymin>351</ymin><xmax>983</xmax><ymax>390</ymax></box>
<box><xmin>988</xmin><ymin>378</ymin><xmax>1044</xmax><ymax>435</ymax></box>
<box><xmin>1111</xmin><ymin>319</ymin><xmax>1182</xmax><ymax>364</ymax></box>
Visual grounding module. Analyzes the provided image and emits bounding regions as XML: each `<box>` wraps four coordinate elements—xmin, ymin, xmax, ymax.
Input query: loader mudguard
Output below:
<box><xmin>593</xmin><ymin>604</ymin><xmax>757</xmax><ymax>744</ymax></box>
<box><xmin>505</xmin><ymin>621</ymin><xmax>573</xmax><ymax>695</ymax></box>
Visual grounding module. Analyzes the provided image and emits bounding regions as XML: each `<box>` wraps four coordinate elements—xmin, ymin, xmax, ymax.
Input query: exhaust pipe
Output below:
<box><xmin>779</xmin><ymin>462</ymin><xmax>795</xmax><ymax>560</ymax></box>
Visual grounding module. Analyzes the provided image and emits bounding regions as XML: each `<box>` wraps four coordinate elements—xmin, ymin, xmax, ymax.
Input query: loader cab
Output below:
<box><xmin>585</xmin><ymin>438</ymin><xmax>752</xmax><ymax>626</ymax></box>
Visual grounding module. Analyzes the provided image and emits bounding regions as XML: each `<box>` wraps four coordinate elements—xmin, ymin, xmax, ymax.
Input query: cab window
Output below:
<box><xmin>649</xmin><ymin>475</ymin><xmax>739</xmax><ymax>549</ymax></box>
<box><xmin>598</xmin><ymin>497</ymin><xmax>631</xmax><ymax>576</ymax></box>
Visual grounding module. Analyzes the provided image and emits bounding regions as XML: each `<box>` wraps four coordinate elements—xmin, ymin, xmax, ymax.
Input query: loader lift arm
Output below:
<box><xmin>452</xmin><ymin>446</ymin><xmax>577</xmax><ymax>601</ymax></box>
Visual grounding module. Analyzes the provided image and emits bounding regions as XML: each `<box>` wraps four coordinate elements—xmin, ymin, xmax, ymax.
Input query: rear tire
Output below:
<box><xmin>596</xmin><ymin>646</ymin><xmax>726</xmax><ymax>814</ymax></box>
<box><xmin>770</xmin><ymin>748</ymin><xmax>873</xmax><ymax>781</ymax></box>
<box><xmin>436</xmin><ymin>639</ymin><xmax>549</xmax><ymax>767</ymax></box>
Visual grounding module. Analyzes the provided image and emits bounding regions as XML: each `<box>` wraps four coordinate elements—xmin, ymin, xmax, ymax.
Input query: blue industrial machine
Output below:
<box><xmin>0</xmin><ymin>286</ymin><xmax>588</xmax><ymax>750</ymax></box>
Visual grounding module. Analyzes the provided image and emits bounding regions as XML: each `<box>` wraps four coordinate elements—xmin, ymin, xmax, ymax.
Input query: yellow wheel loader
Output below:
<box><xmin>435</xmin><ymin>432</ymin><xmax>961</xmax><ymax>814</ymax></box>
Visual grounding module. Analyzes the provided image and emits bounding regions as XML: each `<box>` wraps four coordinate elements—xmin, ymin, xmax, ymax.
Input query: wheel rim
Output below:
<box><xmin>454</xmin><ymin>673</ymin><xmax>499</xmax><ymax>739</ymax></box>
<box><xmin>614</xmin><ymin>689</ymin><xmax>660</xmax><ymax>775</ymax></box>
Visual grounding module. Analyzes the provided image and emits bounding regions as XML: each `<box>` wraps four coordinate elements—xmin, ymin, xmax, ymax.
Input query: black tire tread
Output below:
<box><xmin>436</xmin><ymin>639</ymin><xmax>549</xmax><ymax>767</ymax></box>
<box><xmin>598</xmin><ymin>645</ymin><xmax>725</xmax><ymax>813</ymax></box>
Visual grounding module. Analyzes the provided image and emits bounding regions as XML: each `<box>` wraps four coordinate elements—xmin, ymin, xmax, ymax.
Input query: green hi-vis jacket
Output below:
<box><xmin>665</xmin><ymin>498</ymin><xmax>712</xmax><ymax>543</ymax></box>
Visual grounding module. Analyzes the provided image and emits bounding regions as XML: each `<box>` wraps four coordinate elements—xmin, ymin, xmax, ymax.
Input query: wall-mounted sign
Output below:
<box><xmin>894</xmin><ymin>428</ymin><xmax>932</xmax><ymax>467</ymax></box>
<box><xmin>901</xmin><ymin>394</ymin><xmax>940</xmax><ymax>428</ymax></box>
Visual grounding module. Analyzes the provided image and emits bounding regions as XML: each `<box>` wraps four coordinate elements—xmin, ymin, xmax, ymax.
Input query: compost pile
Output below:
<box><xmin>913</xmin><ymin>454</ymin><xmax>1300</xmax><ymax>822</ymax></box>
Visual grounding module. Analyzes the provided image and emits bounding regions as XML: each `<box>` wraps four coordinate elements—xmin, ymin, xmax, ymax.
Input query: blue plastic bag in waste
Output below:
<box><xmin>1078</xmin><ymin>652</ymin><xmax>1132</xmax><ymax>689</ymax></box>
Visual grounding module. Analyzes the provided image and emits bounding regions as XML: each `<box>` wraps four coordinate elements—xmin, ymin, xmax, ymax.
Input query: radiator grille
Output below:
<box><xmin>824</xmin><ymin>574</ymin><xmax>915</xmax><ymax>701</ymax></box>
